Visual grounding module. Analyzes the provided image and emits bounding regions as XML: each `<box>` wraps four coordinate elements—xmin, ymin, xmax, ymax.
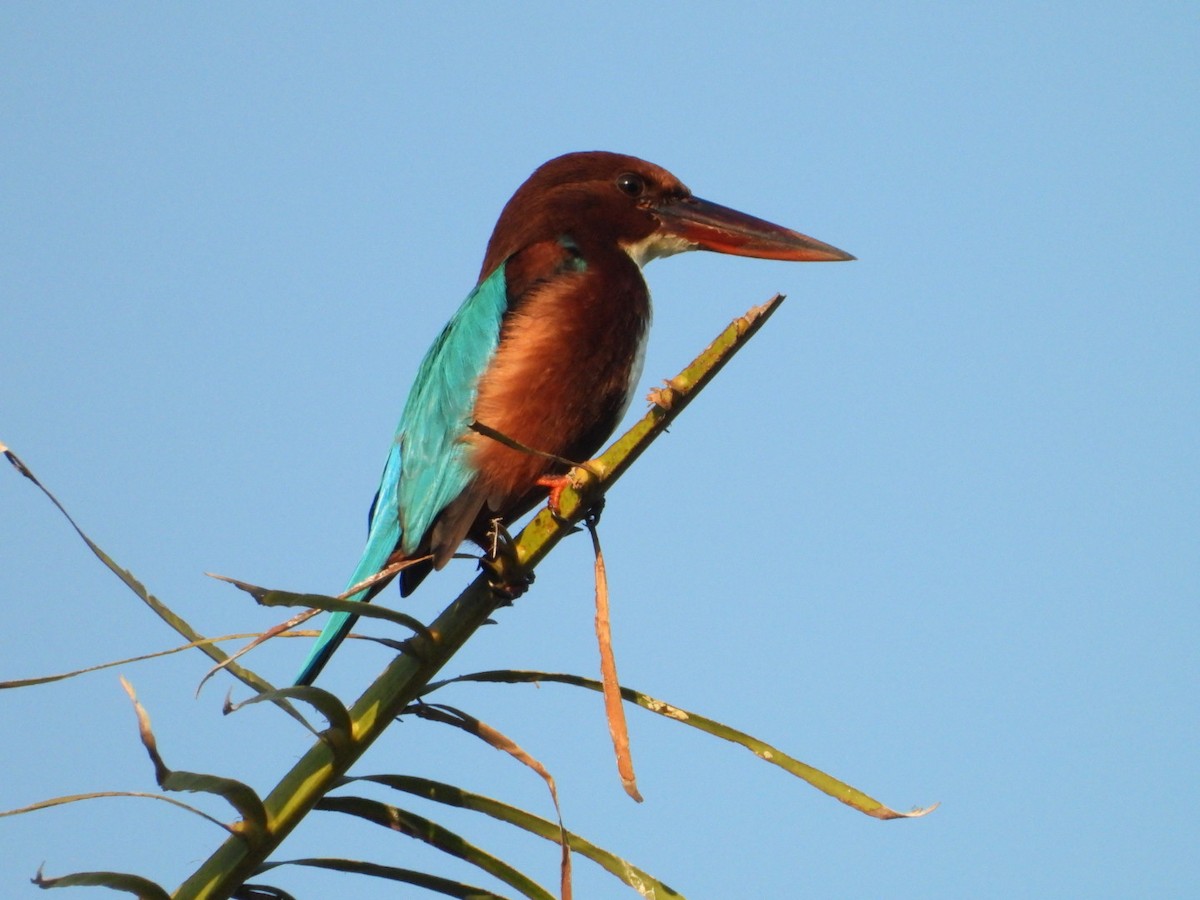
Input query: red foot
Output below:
<box><xmin>536</xmin><ymin>474</ymin><xmax>574</xmax><ymax>518</ymax></box>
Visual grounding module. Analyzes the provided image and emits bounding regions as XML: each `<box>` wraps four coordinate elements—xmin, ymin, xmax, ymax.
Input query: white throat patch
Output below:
<box><xmin>621</xmin><ymin>232</ymin><xmax>697</xmax><ymax>268</ymax></box>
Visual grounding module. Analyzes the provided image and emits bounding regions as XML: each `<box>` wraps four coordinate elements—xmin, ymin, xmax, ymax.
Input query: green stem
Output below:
<box><xmin>172</xmin><ymin>295</ymin><xmax>787</xmax><ymax>899</ymax></box>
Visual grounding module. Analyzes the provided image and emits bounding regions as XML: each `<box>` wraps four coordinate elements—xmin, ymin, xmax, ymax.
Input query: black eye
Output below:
<box><xmin>616</xmin><ymin>172</ymin><xmax>646</xmax><ymax>197</ymax></box>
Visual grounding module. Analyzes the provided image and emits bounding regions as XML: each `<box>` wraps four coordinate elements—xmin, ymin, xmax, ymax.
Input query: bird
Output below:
<box><xmin>295</xmin><ymin>150</ymin><xmax>852</xmax><ymax>685</ymax></box>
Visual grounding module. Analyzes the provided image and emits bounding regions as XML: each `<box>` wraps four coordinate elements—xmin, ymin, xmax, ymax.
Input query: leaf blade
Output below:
<box><xmin>428</xmin><ymin>670</ymin><xmax>936</xmax><ymax>819</ymax></box>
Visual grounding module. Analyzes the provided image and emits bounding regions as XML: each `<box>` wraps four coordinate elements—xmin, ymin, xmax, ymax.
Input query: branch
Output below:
<box><xmin>172</xmin><ymin>295</ymin><xmax>788</xmax><ymax>900</ymax></box>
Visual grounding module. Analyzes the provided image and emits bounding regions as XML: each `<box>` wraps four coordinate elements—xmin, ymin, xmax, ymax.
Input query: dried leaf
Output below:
<box><xmin>585</xmin><ymin>519</ymin><xmax>641</xmax><ymax>802</ymax></box>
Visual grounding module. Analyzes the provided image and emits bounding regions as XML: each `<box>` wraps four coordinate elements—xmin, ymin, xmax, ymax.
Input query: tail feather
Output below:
<box><xmin>294</xmin><ymin>265</ymin><xmax>509</xmax><ymax>685</ymax></box>
<box><xmin>295</xmin><ymin>449</ymin><xmax>403</xmax><ymax>686</ymax></box>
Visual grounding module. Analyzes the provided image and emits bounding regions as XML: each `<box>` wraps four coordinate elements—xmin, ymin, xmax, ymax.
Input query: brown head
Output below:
<box><xmin>479</xmin><ymin>150</ymin><xmax>853</xmax><ymax>281</ymax></box>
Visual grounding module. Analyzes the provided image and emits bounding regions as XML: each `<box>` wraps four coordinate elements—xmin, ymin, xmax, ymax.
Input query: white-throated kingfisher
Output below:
<box><xmin>296</xmin><ymin>151</ymin><xmax>852</xmax><ymax>685</ymax></box>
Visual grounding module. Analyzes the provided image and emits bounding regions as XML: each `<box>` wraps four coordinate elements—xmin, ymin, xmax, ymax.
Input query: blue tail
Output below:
<box><xmin>293</xmin><ymin>265</ymin><xmax>510</xmax><ymax>686</ymax></box>
<box><xmin>294</xmin><ymin>445</ymin><xmax>403</xmax><ymax>686</ymax></box>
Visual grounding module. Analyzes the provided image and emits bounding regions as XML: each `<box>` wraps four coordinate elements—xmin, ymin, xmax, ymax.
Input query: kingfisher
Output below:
<box><xmin>295</xmin><ymin>151</ymin><xmax>852</xmax><ymax>685</ymax></box>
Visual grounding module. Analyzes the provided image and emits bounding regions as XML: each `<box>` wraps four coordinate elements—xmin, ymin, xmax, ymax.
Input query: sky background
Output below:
<box><xmin>2</xmin><ymin>4</ymin><xmax>1196</xmax><ymax>898</ymax></box>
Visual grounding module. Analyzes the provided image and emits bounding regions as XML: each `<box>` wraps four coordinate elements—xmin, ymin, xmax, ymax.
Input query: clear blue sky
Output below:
<box><xmin>2</xmin><ymin>4</ymin><xmax>1196</xmax><ymax>897</ymax></box>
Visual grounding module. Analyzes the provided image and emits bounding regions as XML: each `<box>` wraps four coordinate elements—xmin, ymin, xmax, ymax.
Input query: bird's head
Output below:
<box><xmin>480</xmin><ymin>151</ymin><xmax>852</xmax><ymax>279</ymax></box>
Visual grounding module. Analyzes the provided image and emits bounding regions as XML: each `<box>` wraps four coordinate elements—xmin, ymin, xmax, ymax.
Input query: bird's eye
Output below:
<box><xmin>616</xmin><ymin>172</ymin><xmax>646</xmax><ymax>197</ymax></box>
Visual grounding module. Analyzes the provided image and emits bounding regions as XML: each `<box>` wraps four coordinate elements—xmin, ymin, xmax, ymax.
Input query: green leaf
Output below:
<box><xmin>231</xmin><ymin>885</ymin><xmax>298</xmax><ymax>900</ymax></box>
<box><xmin>122</xmin><ymin>678</ymin><xmax>269</xmax><ymax>842</ymax></box>
<box><xmin>208</xmin><ymin>575</ymin><xmax>430</xmax><ymax>637</ymax></box>
<box><xmin>33</xmin><ymin>866</ymin><xmax>170</xmax><ymax>899</ymax></box>
<box><xmin>318</xmin><ymin>795</ymin><xmax>555</xmax><ymax>900</ymax></box>
<box><xmin>406</xmin><ymin>703</ymin><xmax>572</xmax><ymax>895</ymax></box>
<box><xmin>0</xmin><ymin>635</ymin><xmax>283</xmax><ymax>692</ymax></box>
<box><xmin>256</xmin><ymin>858</ymin><xmax>509</xmax><ymax>899</ymax></box>
<box><xmin>226</xmin><ymin>685</ymin><xmax>350</xmax><ymax>734</ymax></box>
<box><xmin>338</xmin><ymin>775</ymin><xmax>682</xmax><ymax>897</ymax></box>
<box><xmin>1</xmin><ymin>791</ymin><xmax>233</xmax><ymax>832</ymax></box>
<box><xmin>426</xmin><ymin>671</ymin><xmax>937</xmax><ymax>820</ymax></box>
<box><xmin>1</xmin><ymin>446</ymin><xmax>280</xmax><ymax>703</ymax></box>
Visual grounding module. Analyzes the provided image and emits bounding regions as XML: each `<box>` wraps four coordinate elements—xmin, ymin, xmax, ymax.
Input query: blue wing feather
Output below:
<box><xmin>294</xmin><ymin>264</ymin><xmax>509</xmax><ymax>685</ymax></box>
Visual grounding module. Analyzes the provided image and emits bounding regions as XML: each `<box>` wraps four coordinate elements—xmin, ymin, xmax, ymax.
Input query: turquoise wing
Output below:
<box><xmin>294</xmin><ymin>264</ymin><xmax>509</xmax><ymax>684</ymax></box>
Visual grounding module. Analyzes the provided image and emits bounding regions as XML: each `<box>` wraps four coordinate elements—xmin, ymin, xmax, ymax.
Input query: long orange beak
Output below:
<box><xmin>654</xmin><ymin>195</ymin><xmax>854</xmax><ymax>261</ymax></box>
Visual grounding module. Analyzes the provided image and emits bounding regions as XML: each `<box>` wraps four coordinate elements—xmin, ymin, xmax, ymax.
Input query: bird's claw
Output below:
<box><xmin>536</xmin><ymin>473</ymin><xmax>575</xmax><ymax>520</ymax></box>
<box><xmin>537</xmin><ymin>461</ymin><xmax>606</xmax><ymax>520</ymax></box>
<box><xmin>584</xmin><ymin>495</ymin><xmax>606</xmax><ymax>527</ymax></box>
<box><xmin>480</xmin><ymin>553</ymin><xmax>534</xmax><ymax>604</ymax></box>
<box><xmin>481</xmin><ymin>520</ymin><xmax>534</xmax><ymax>603</ymax></box>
